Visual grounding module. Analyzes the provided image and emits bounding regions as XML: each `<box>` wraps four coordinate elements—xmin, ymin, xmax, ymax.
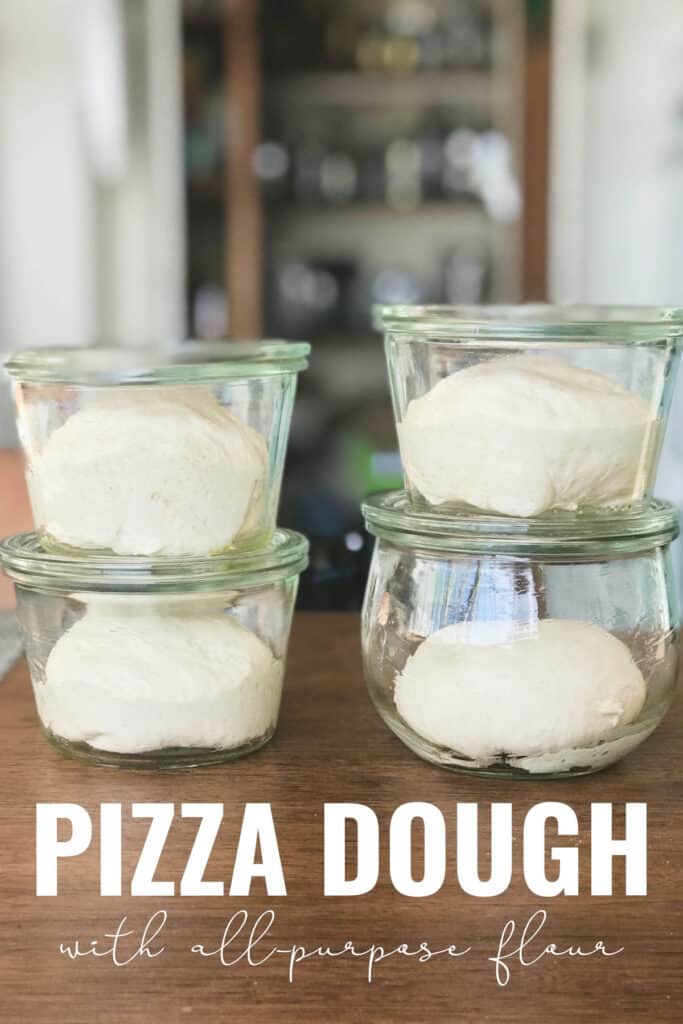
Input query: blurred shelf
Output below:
<box><xmin>268</xmin><ymin>198</ymin><xmax>484</xmax><ymax>219</ymax></box>
<box><xmin>183</xmin><ymin>0</ymin><xmax>527</xmax><ymax>335</ymax></box>
<box><xmin>265</xmin><ymin>70</ymin><xmax>496</xmax><ymax>109</ymax></box>
<box><xmin>184</xmin><ymin>0</ymin><xmax>499</xmax><ymax>25</ymax></box>
<box><xmin>187</xmin><ymin>177</ymin><xmax>222</xmax><ymax>196</ymax></box>
<box><xmin>186</xmin><ymin>177</ymin><xmax>224</xmax><ymax>200</ymax></box>
<box><xmin>182</xmin><ymin>0</ymin><xmax>224</xmax><ymax>26</ymax></box>
<box><xmin>267</xmin><ymin>200</ymin><xmax>517</xmax><ymax>300</ymax></box>
<box><xmin>187</xmin><ymin>183</ymin><xmax>486</xmax><ymax>217</ymax></box>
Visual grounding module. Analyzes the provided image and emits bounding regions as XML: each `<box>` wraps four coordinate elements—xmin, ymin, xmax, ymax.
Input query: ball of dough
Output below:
<box><xmin>394</xmin><ymin>618</ymin><xmax>646</xmax><ymax>763</ymax></box>
<box><xmin>29</xmin><ymin>388</ymin><xmax>267</xmax><ymax>555</ymax></box>
<box><xmin>39</xmin><ymin>601</ymin><xmax>282</xmax><ymax>754</ymax></box>
<box><xmin>398</xmin><ymin>354</ymin><xmax>653</xmax><ymax>517</ymax></box>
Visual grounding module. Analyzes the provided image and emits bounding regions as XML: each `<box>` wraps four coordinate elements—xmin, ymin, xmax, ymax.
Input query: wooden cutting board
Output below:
<box><xmin>0</xmin><ymin>612</ymin><xmax>680</xmax><ymax>1023</ymax></box>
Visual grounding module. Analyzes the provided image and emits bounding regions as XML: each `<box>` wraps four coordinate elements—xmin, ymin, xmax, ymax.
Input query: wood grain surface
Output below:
<box><xmin>0</xmin><ymin>612</ymin><xmax>681</xmax><ymax>1023</ymax></box>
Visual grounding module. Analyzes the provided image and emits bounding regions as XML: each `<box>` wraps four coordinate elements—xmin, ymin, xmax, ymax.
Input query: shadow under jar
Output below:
<box><xmin>4</xmin><ymin>341</ymin><xmax>309</xmax><ymax>557</ymax></box>
<box><xmin>361</xmin><ymin>492</ymin><xmax>680</xmax><ymax>779</ymax></box>
<box><xmin>380</xmin><ymin>305</ymin><xmax>683</xmax><ymax>518</ymax></box>
<box><xmin>0</xmin><ymin>530</ymin><xmax>308</xmax><ymax>769</ymax></box>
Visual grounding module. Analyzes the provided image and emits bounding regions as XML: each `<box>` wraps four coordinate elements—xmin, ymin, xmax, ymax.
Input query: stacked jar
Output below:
<box><xmin>0</xmin><ymin>342</ymin><xmax>310</xmax><ymax>768</ymax></box>
<box><xmin>362</xmin><ymin>306</ymin><xmax>683</xmax><ymax>778</ymax></box>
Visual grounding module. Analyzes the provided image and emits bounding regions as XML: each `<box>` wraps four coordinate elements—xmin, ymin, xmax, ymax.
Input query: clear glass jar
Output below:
<box><xmin>362</xmin><ymin>492</ymin><xmax>680</xmax><ymax>779</ymax></box>
<box><xmin>380</xmin><ymin>305</ymin><xmax>683</xmax><ymax>518</ymax></box>
<box><xmin>0</xmin><ymin>529</ymin><xmax>308</xmax><ymax>769</ymax></box>
<box><xmin>3</xmin><ymin>341</ymin><xmax>309</xmax><ymax>556</ymax></box>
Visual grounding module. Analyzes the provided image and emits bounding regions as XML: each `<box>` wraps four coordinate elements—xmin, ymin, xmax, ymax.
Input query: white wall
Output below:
<box><xmin>550</xmin><ymin>0</ymin><xmax>683</xmax><ymax>305</ymax></box>
<box><xmin>0</xmin><ymin>0</ymin><xmax>97</xmax><ymax>351</ymax></box>
<box><xmin>549</xmin><ymin>0</ymin><xmax>683</xmax><ymax>599</ymax></box>
<box><xmin>0</xmin><ymin>0</ymin><xmax>186</xmax><ymax>445</ymax></box>
<box><xmin>99</xmin><ymin>0</ymin><xmax>186</xmax><ymax>346</ymax></box>
<box><xmin>0</xmin><ymin>0</ymin><xmax>185</xmax><ymax>353</ymax></box>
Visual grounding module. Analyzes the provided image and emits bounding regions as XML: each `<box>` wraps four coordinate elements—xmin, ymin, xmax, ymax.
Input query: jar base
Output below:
<box><xmin>37</xmin><ymin>527</ymin><xmax>273</xmax><ymax>560</ymax></box>
<box><xmin>379</xmin><ymin>711</ymin><xmax>659</xmax><ymax>781</ymax></box>
<box><xmin>404</xmin><ymin>486</ymin><xmax>652</xmax><ymax>523</ymax></box>
<box><xmin>43</xmin><ymin>727</ymin><xmax>276</xmax><ymax>770</ymax></box>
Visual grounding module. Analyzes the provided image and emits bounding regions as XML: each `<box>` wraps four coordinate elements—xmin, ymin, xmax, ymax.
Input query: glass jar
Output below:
<box><xmin>0</xmin><ymin>529</ymin><xmax>308</xmax><ymax>769</ymax></box>
<box><xmin>3</xmin><ymin>341</ymin><xmax>309</xmax><ymax>556</ymax></box>
<box><xmin>361</xmin><ymin>492</ymin><xmax>680</xmax><ymax>778</ymax></box>
<box><xmin>380</xmin><ymin>305</ymin><xmax>683</xmax><ymax>518</ymax></box>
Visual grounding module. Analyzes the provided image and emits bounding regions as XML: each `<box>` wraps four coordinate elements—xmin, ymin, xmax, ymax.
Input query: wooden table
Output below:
<box><xmin>0</xmin><ymin>612</ymin><xmax>681</xmax><ymax>1023</ymax></box>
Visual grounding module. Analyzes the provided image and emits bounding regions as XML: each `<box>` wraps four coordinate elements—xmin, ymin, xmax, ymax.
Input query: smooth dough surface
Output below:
<box><xmin>398</xmin><ymin>354</ymin><xmax>653</xmax><ymax>517</ymax></box>
<box><xmin>394</xmin><ymin>618</ymin><xmax>646</xmax><ymax>762</ymax></box>
<box><xmin>29</xmin><ymin>388</ymin><xmax>267</xmax><ymax>555</ymax></box>
<box><xmin>39</xmin><ymin>603</ymin><xmax>282</xmax><ymax>754</ymax></box>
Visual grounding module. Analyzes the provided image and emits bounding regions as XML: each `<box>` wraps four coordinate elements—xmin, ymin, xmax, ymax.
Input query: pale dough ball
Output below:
<box><xmin>39</xmin><ymin>602</ymin><xmax>282</xmax><ymax>754</ymax></box>
<box><xmin>394</xmin><ymin>618</ymin><xmax>646</xmax><ymax>763</ymax></box>
<box><xmin>398</xmin><ymin>355</ymin><xmax>653</xmax><ymax>517</ymax></box>
<box><xmin>29</xmin><ymin>387</ymin><xmax>267</xmax><ymax>555</ymax></box>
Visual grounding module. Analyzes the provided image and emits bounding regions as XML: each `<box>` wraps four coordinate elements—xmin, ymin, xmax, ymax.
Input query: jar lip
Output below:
<box><xmin>0</xmin><ymin>530</ymin><xmax>309</xmax><ymax>591</ymax></box>
<box><xmin>3</xmin><ymin>341</ymin><xmax>310</xmax><ymax>385</ymax></box>
<box><xmin>378</xmin><ymin>304</ymin><xmax>683</xmax><ymax>343</ymax></box>
<box><xmin>362</xmin><ymin>491</ymin><xmax>680</xmax><ymax>553</ymax></box>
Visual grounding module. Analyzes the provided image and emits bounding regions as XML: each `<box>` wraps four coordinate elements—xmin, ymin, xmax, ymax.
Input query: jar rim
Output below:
<box><xmin>362</xmin><ymin>491</ymin><xmax>680</xmax><ymax>555</ymax></box>
<box><xmin>378</xmin><ymin>304</ymin><xmax>683</xmax><ymax>344</ymax></box>
<box><xmin>3</xmin><ymin>341</ymin><xmax>310</xmax><ymax>385</ymax></box>
<box><xmin>0</xmin><ymin>530</ymin><xmax>309</xmax><ymax>592</ymax></box>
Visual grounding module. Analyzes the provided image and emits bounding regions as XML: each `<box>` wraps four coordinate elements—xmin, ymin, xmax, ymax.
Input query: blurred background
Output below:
<box><xmin>1</xmin><ymin>0</ymin><xmax>683</xmax><ymax>615</ymax></box>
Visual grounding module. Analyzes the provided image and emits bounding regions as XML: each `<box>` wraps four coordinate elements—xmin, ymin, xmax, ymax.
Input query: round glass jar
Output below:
<box><xmin>0</xmin><ymin>530</ymin><xmax>308</xmax><ymax>769</ymax></box>
<box><xmin>362</xmin><ymin>492</ymin><xmax>680</xmax><ymax>779</ymax></box>
<box><xmin>380</xmin><ymin>305</ymin><xmax>683</xmax><ymax>518</ymax></box>
<box><xmin>3</xmin><ymin>341</ymin><xmax>309</xmax><ymax>556</ymax></box>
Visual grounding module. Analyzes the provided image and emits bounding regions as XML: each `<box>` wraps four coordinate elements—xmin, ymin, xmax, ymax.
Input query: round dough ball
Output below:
<box><xmin>398</xmin><ymin>355</ymin><xmax>653</xmax><ymax>517</ymax></box>
<box><xmin>394</xmin><ymin>618</ymin><xmax>646</xmax><ymax>763</ymax></box>
<box><xmin>40</xmin><ymin>602</ymin><xmax>282</xmax><ymax>754</ymax></box>
<box><xmin>30</xmin><ymin>388</ymin><xmax>267</xmax><ymax>555</ymax></box>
